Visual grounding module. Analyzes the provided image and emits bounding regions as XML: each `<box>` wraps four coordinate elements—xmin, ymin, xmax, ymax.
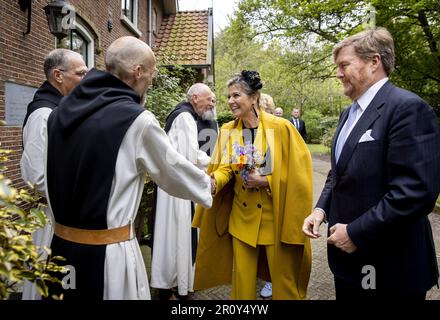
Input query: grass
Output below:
<box><xmin>307</xmin><ymin>144</ymin><xmax>330</xmax><ymax>155</ymax></box>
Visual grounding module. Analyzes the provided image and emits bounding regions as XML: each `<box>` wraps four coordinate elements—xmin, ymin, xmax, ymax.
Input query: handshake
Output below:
<box><xmin>210</xmin><ymin>173</ymin><xmax>216</xmax><ymax>195</ymax></box>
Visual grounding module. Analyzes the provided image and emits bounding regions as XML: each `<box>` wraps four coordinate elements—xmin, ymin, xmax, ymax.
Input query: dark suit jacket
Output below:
<box><xmin>290</xmin><ymin>118</ymin><xmax>307</xmax><ymax>141</ymax></box>
<box><xmin>316</xmin><ymin>80</ymin><xmax>440</xmax><ymax>295</ymax></box>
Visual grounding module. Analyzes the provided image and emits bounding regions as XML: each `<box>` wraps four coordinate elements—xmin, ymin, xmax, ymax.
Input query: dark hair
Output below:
<box><xmin>227</xmin><ymin>70</ymin><xmax>263</xmax><ymax>96</ymax></box>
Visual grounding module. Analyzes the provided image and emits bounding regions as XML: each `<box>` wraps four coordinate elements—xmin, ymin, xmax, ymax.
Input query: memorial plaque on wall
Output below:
<box><xmin>5</xmin><ymin>82</ymin><xmax>37</xmax><ymax>126</ymax></box>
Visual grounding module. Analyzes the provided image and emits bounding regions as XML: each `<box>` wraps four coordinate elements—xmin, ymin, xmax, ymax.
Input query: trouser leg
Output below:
<box><xmin>231</xmin><ymin>237</ymin><xmax>259</xmax><ymax>300</ymax></box>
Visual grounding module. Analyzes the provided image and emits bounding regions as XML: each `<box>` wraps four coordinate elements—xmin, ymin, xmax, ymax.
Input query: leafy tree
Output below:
<box><xmin>232</xmin><ymin>0</ymin><xmax>440</xmax><ymax>114</ymax></box>
<box><xmin>214</xmin><ymin>15</ymin><xmax>348</xmax><ymax>140</ymax></box>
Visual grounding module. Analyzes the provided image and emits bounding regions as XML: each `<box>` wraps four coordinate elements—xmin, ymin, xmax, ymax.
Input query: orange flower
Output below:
<box><xmin>237</xmin><ymin>154</ymin><xmax>246</xmax><ymax>169</ymax></box>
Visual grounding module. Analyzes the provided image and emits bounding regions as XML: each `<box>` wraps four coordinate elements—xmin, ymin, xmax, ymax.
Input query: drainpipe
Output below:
<box><xmin>147</xmin><ymin>0</ymin><xmax>152</xmax><ymax>46</ymax></box>
<box><xmin>207</xmin><ymin>7</ymin><xmax>215</xmax><ymax>85</ymax></box>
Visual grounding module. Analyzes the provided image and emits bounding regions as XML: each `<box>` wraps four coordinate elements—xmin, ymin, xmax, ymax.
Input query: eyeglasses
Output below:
<box><xmin>58</xmin><ymin>68</ymin><xmax>88</xmax><ymax>78</ymax></box>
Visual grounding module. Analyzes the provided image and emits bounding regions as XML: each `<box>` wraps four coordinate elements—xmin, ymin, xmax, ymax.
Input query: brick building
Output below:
<box><xmin>0</xmin><ymin>0</ymin><xmax>214</xmax><ymax>190</ymax></box>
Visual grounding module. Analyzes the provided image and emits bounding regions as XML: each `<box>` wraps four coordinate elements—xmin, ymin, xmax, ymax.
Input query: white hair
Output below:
<box><xmin>187</xmin><ymin>83</ymin><xmax>211</xmax><ymax>101</ymax></box>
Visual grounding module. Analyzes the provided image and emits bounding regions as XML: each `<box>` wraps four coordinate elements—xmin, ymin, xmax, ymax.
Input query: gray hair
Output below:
<box><xmin>186</xmin><ymin>83</ymin><xmax>211</xmax><ymax>101</ymax></box>
<box><xmin>43</xmin><ymin>49</ymin><xmax>81</xmax><ymax>79</ymax></box>
<box><xmin>333</xmin><ymin>27</ymin><xmax>395</xmax><ymax>76</ymax></box>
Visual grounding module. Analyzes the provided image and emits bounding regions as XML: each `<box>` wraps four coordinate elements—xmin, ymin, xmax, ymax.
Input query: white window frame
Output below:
<box><xmin>121</xmin><ymin>0</ymin><xmax>142</xmax><ymax>37</ymax></box>
<box><xmin>74</xmin><ymin>22</ymin><xmax>95</xmax><ymax>68</ymax></box>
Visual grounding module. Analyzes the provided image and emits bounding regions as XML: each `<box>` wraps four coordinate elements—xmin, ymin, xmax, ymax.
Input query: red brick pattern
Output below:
<box><xmin>154</xmin><ymin>10</ymin><xmax>209</xmax><ymax>65</ymax></box>
<box><xmin>0</xmin><ymin>0</ymin><xmax>153</xmax><ymax>190</ymax></box>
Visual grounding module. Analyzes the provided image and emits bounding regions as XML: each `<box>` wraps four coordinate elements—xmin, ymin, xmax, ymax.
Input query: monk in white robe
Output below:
<box><xmin>151</xmin><ymin>83</ymin><xmax>217</xmax><ymax>298</ymax></box>
<box><xmin>44</xmin><ymin>37</ymin><xmax>212</xmax><ymax>300</ymax></box>
<box><xmin>20</xmin><ymin>49</ymin><xmax>87</xmax><ymax>300</ymax></box>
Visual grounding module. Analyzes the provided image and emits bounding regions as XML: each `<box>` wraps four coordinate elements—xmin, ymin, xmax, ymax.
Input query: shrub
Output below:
<box><xmin>0</xmin><ymin>145</ymin><xmax>65</xmax><ymax>300</ymax></box>
<box><xmin>302</xmin><ymin>110</ymin><xmax>325</xmax><ymax>144</ymax></box>
<box><xmin>321</xmin><ymin>126</ymin><xmax>337</xmax><ymax>150</ymax></box>
<box><xmin>138</xmin><ymin>65</ymin><xmax>198</xmax><ymax>243</ymax></box>
<box><xmin>145</xmin><ymin>66</ymin><xmax>188</xmax><ymax>126</ymax></box>
<box><xmin>318</xmin><ymin>115</ymin><xmax>339</xmax><ymax>149</ymax></box>
<box><xmin>216</xmin><ymin>111</ymin><xmax>234</xmax><ymax>127</ymax></box>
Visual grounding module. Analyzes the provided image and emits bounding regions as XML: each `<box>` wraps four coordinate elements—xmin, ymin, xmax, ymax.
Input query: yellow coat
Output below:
<box><xmin>192</xmin><ymin>111</ymin><xmax>313</xmax><ymax>299</ymax></box>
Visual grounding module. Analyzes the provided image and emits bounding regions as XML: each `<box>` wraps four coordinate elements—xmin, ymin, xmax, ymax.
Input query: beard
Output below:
<box><xmin>201</xmin><ymin>108</ymin><xmax>217</xmax><ymax>121</ymax></box>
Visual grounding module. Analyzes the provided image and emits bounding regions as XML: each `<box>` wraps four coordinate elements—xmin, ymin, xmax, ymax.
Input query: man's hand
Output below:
<box><xmin>303</xmin><ymin>209</ymin><xmax>326</xmax><ymax>239</ymax></box>
<box><xmin>210</xmin><ymin>173</ymin><xmax>216</xmax><ymax>195</ymax></box>
<box><xmin>327</xmin><ymin>223</ymin><xmax>357</xmax><ymax>253</ymax></box>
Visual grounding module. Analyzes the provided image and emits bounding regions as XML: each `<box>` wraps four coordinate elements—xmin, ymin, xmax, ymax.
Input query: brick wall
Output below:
<box><xmin>0</xmin><ymin>0</ymin><xmax>158</xmax><ymax>191</ymax></box>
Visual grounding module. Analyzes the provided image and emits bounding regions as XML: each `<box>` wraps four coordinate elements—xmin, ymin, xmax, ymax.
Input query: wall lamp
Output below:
<box><xmin>43</xmin><ymin>0</ymin><xmax>71</xmax><ymax>40</ymax></box>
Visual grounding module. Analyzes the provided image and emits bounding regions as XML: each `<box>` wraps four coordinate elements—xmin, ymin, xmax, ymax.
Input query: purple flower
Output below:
<box><xmin>231</xmin><ymin>142</ymin><xmax>264</xmax><ymax>182</ymax></box>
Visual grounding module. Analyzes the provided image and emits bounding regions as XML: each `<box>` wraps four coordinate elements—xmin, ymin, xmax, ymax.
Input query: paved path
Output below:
<box><xmin>143</xmin><ymin>156</ymin><xmax>440</xmax><ymax>300</ymax></box>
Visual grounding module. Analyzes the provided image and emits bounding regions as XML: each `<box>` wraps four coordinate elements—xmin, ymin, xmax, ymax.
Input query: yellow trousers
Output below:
<box><xmin>231</xmin><ymin>237</ymin><xmax>305</xmax><ymax>300</ymax></box>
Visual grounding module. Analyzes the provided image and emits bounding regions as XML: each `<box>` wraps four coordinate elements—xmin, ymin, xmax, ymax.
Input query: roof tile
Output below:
<box><xmin>154</xmin><ymin>10</ymin><xmax>211</xmax><ymax>66</ymax></box>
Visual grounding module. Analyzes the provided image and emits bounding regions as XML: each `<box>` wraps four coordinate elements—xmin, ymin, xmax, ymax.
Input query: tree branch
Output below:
<box><xmin>417</xmin><ymin>10</ymin><xmax>440</xmax><ymax>65</ymax></box>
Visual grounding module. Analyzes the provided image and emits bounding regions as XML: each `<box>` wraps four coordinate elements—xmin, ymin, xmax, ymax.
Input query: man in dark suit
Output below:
<box><xmin>290</xmin><ymin>108</ymin><xmax>307</xmax><ymax>141</ymax></box>
<box><xmin>303</xmin><ymin>27</ymin><xmax>440</xmax><ymax>300</ymax></box>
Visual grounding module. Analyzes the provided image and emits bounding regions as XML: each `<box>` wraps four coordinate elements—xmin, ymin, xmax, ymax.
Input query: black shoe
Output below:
<box><xmin>158</xmin><ymin>289</ymin><xmax>174</xmax><ymax>300</ymax></box>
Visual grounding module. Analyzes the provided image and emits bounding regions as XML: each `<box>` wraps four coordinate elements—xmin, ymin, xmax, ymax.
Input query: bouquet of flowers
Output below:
<box><xmin>231</xmin><ymin>142</ymin><xmax>265</xmax><ymax>182</ymax></box>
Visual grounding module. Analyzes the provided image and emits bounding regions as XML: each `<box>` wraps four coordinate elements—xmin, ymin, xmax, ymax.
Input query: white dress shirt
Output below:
<box><xmin>342</xmin><ymin>77</ymin><xmax>389</xmax><ymax>140</ymax></box>
<box><xmin>316</xmin><ymin>77</ymin><xmax>389</xmax><ymax>217</ymax></box>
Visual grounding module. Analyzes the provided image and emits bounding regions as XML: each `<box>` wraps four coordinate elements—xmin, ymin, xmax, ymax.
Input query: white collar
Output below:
<box><xmin>357</xmin><ymin>77</ymin><xmax>388</xmax><ymax>111</ymax></box>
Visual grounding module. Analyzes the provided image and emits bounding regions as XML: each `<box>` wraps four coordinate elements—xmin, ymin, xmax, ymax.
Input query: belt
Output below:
<box><xmin>54</xmin><ymin>222</ymin><xmax>134</xmax><ymax>245</ymax></box>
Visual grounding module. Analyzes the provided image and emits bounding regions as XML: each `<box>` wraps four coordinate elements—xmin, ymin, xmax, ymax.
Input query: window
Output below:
<box><xmin>121</xmin><ymin>0</ymin><xmax>141</xmax><ymax>37</ymax></box>
<box><xmin>121</xmin><ymin>0</ymin><xmax>135</xmax><ymax>22</ymax></box>
<box><xmin>57</xmin><ymin>22</ymin><xmax>95</xmax><ymax>68</ymax></box>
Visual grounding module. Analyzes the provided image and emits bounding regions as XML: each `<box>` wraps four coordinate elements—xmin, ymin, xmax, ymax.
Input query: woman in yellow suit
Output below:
<box><xmin>192</xmin><ymin>70</ymin><xmax>313</xmax><ymax>300</ymax></box>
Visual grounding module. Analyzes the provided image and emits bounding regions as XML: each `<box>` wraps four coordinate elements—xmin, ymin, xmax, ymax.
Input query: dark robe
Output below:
<box><xmin>22</xmin><ymin>81</ymin><xmax>62</xmax><ymax>136</ymax></box>
<box><xmin>150</xmin><ymin>102</ymin><xmax>218</xmax><ymax>264</ymax></box>
<box><xmin>46</xmin><ymin>68</ymin><xmax>144</xmax><ymax>299</ymax></box>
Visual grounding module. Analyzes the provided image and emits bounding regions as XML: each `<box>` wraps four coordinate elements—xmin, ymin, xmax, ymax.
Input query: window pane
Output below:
<box><xmin>56</xmin><ymin>30</ymin><xmax>88</xmax><ymax>66</ymax></box>
<box><xmin>122</xmin><ymin>0</ymin><xmax>134</xmax><ymax>22</ymax></box>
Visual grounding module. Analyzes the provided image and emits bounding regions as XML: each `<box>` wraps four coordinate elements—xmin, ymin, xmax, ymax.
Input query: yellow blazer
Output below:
<box><xmin>213</xmin><ymin>119</ymin><xmax>273</xmax><ymax>246</ymax></box>
<box><xmin>192</xmin><ymin>111</ymin><xmax>313</xmax><ymax>298</ymax></box>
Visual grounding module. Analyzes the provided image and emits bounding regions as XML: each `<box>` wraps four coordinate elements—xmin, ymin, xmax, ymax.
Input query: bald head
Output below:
<box><xmin>105</xmin><ymin>36</ymin><xmax>155</xmax><ymax>80</ymax></box>
<box><xmin>105</xmin><ymin>36</ymin><xmax>157</xmax><ymax>100</ymax></box>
